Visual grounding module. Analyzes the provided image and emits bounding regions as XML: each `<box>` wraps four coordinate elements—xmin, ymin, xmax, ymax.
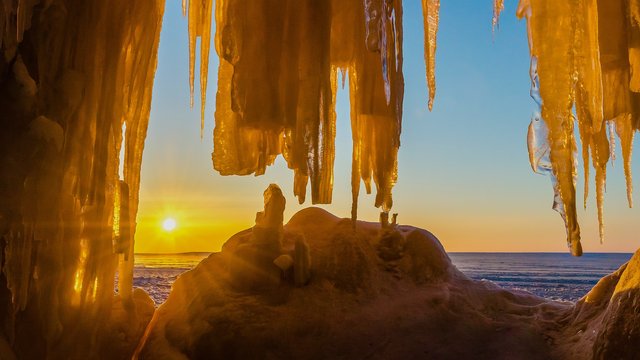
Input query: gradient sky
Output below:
<box><xmin>134</xmin><ymin>1</ymin><xmax>640</xmax><ymax>254</ymax></box>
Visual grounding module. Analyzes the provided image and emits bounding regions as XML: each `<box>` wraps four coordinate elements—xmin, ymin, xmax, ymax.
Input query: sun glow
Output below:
<box><xmin>162</xmin><ymin>218</ymin><xmax>177</xmax><ymax>232</ymax></box>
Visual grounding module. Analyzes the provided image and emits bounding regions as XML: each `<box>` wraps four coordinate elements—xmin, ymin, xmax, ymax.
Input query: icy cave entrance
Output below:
<box><xmin>130</xmin><ymin>0</ymin><xmax>639</xmax><ymax>306</ymax></box>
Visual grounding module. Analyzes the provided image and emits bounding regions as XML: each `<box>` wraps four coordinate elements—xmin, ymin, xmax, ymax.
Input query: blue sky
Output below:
<box><xmin>135</xmin><ymin>1</ymin><xmax>640</xmax><ymax>253</ymax></box>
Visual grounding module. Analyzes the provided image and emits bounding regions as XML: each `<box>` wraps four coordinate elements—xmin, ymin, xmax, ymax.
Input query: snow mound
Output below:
<box><xmin>139</xmin><ymin>207</ymin><xmax>578</xmax><ymax>359</ymax></box>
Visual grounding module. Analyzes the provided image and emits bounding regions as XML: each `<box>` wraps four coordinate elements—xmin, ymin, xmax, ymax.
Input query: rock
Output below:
<box><xmin>225</xmin><ymin>184</ymin><xmax>288</xmax><ymax>291</ymax></box>
<box><xmin>591</xmin><ymin>249</ymin><xmax>640</xmax><ymax>359</ymax></box>
<box><xmin>98</xmin><ymin>288</ymin><xmax>155</xmax><ymax>359</ymax></box>
<box><xmin>227</xmin><ymin>240</ymin><xmax>282</xmax><ymax>291</ymax></box>
<box><xmin>399</xmin><ymin>229</ymin><xmax>451</xmax><ymax>283</ymax></box>
<box><xmin>255</xmin><ymin>184</ymin><xmax>286</xmax><ymax>231</ymax></box>
<box><xmin>376</xmin><ymin>229</ymin><xmax>405</xmax><ymax>261</ymax></box>
<box><xmin>140</xmin><ymin>208</ymin><xmax>566</xmax><ymax>360</ymax></box>
<box><xmin>294</xmin><ymin>235</ymin><xmax>311</xmax><ymax>287</ymax></box>
<box><xmin>273</xmin><ymin>254</ymin><xmax>294</xmax><ymax>272</ymax></box>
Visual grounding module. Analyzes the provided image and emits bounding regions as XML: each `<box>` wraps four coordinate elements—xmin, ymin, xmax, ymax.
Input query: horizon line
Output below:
<box><xmin>134</xmin><ymin>251</ymin><xmax>635</xmax><ymax>255</ymax></box>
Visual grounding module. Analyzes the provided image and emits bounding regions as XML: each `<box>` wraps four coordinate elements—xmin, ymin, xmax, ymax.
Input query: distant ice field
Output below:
<box><xmin>130</xmin><ymin>252</ymin><xmax>632</xmax><ymax>305</ymax></box>
<box><xmin>448</xmin><ymin>252</ymin><xmax>632</xmax><ymax>302</ymax></box>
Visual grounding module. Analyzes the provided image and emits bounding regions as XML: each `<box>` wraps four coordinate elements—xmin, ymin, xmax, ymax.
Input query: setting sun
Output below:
<box><xmin>162</xmin><ymin>218</ymin><xmax>177</xmax><ymax>232</ymax></box>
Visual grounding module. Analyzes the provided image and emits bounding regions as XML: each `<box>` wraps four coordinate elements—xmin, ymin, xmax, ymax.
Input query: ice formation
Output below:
<box><xmin>203</xmin><ymin>0</ymin><xmax>639</xmax><ymax>255</ymax></box>
<box><xmin>1</xmin><ymin>0</ymin><xmax>640</xmax><ymax>358</ymax></box>
<box><xmin>0</xmin><ymin>1</ymin><xmax>164</xmax><ymax>358</ymax></box>
<box><xmin>518</xmin><ymin>0</ymin><xmax>640</xmax><ymax>255</ymax></box>
<box><xmin>202</xmin><ymin>0</ymin><xmax>443</xmax><ymax>221</ymax></box>
<box><xmin>493</xmin><ymin>0</ymin><xmax>505</xmax><ymax>31</ymax></box>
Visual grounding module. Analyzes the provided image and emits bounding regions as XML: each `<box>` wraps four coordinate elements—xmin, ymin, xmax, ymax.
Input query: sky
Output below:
<box><xmin>134</xmin><ymin>1</ymin><xmax>640</xmax><ymax>254</ymax></box>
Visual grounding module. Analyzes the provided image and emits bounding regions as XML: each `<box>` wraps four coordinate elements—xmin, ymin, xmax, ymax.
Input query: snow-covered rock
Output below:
<box><xmin>139</xmin><ymin>207</ymin><xmax>576</xmax><ymax>359</ymax></box>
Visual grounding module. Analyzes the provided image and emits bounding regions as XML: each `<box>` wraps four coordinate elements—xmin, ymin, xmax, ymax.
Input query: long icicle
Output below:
<box><xmin>421</xmin><ymin>0</ymin><xmax>440</xmax><ymax>110</ymax></box>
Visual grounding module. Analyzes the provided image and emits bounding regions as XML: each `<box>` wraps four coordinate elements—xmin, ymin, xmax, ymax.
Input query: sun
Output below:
<box><xmin>162</xmin><ymin>217</ymin><xmax>177</xmax><ymax>232</ymax></box>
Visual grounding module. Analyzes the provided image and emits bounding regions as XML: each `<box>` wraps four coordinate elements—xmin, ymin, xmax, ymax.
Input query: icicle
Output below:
<box><xmin>493</xmin><ymin>0</ymin><xmax>505</xmax><ymax>32</ymax></box>
<box><xmin>0</xmin><ymin>1</ymin><xmax>165</xmax><ymax>357</ymax></box>
<box><xmin>615</xmin><ymin>114</ymin><xmax>634</xmax><ymax>207</ymax></box>
<box><xmin>608</xmin><ymin>121</ymin><xmax>616</xmax><ymax>165</ymax></box>
<box><xmin>599</xmin><ymin>0</ymin><xmax>632</xmax><ymax>122</ymax></box>
<box><xmin>591</xmin><ymin>127</ymin><xmax>610</xmax><ymax>243</ymax></box>
<box><xmin>573</xmin><ymin>0</ymin><xmax>604</xmax><ymax>209</ymax></box>
<box><xmin>628</xmin><ymin>4</ymin><xmax>640</xmax><ymax>92</ymax></box>
<box><xmin>576</xmin><ymin>105</ymin><xmax>591</xmax><ymax>210</ymax></box>
<box><xmin>185</xmin><ymin>0</ymin><xmax>213</xmax><ymax>137</ymax></box>
<box><xmin>420</xmin><ymin>0</ymin><xmax>440</xmax><ymax>111</ymax></box>
<box><xmin>211</xmin><ymin>0</ymin><xmax>403</xmax><ymax>216</ymax></box>
<box><xmin>519</xmin><ymin>2</ymin><xmax>582</xmax><ymax>255</ymax></box>
<box><xmin>573</xmin><ymin>0</ymin><xmax>603</xmax><ymax>133</ymax></box>
<box><xmin>114</xmin><ymin>181</ymin><xmax>131</xmax><ymax>256</ymax></box>
<box><xmin>16</xmin><ymin>0</ymin><xmax>37</xmax><ymax>43</ymax></box>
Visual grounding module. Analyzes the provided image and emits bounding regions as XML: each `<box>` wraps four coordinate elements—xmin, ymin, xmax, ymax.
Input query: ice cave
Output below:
<box><xmin>1</xmin><ymin>0</ymin><xmax>640</xmax><ymax>359</ymax></box>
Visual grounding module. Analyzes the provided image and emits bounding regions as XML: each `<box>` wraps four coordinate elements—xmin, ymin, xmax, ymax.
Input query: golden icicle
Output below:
<box><xmin>519</xmin><ymin>0</ymin><xmax>581</xmax><ymax>255</ymax></box>
<box><xmin>591</xmin><ymin>127</ymin><xmax>610</xmax><ymax>243</ymax></box>
<box><xmin>615</xmin><ymin>114</ymin><xmax>635</xmax><ymax>208</ymax></box>
<box><xmin>186</xmin><ymin>0</ymin><xmax>213</xmax><ymax>136</ymax></box>
<box><xmin>493</xmin><ymin>0</ymin><xmax>505</xmax><ymax>31</ymax></box>
<box><xmin>421</xmin><ymin>0</ymin><xmax>440</xmax><ymax>111</ymax></box>
<box><xmin>210</xmin><ymin>0</ymin><xmax>404</xmax><ymax>217</ymax></box>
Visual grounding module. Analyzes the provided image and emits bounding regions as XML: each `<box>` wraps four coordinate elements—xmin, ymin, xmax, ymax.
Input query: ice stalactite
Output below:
<box><xmin>0</xmin><ymin>1</ymin><xmax>164</xmax><ymax>358</ymax></box>
<box><xmin>493</xmin><ymin>0</ymin><xmax>505</xmax><ymax>31</ymax></box>
<box><xmin>518</xmin><ymin>0</ymin><xmax>640</xmax><ymax>254</ymax></box>
<box><xmin>200</xmin><ymin>0</ymin><xmax>412</xmax><ymax>220</ymax></box>
<box><xmin>519</xmin><ymin>2</ymin><xmax>582</xmax><ymax>255</ymax></box>
<box><xmin>615</xmin><ymin>115</ymin><xmax>635</xmax><ymax>207</ymax></box>
<box><xmin>186</xmin><ymin>0</ymin><xmax>213</xmax><ymax>137</ymax></box>
<box><xmin>421</xmin><ymin>0</ymin><xmax>440</xmax><ymax>111</ymax></box>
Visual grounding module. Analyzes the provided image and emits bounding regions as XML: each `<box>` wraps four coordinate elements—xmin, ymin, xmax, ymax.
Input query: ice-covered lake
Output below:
<box><xmin>448</xmin><ymin>252</ymin><xmax>632</xmax><ymax>302</ymax></box>
<box><xmin>130</xmin><ymin>252</ymin><xmax>632</xmax><ymax>305</ymax></box>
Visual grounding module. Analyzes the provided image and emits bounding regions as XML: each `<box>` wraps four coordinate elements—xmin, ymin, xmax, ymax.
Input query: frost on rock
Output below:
<box><xmin>518</xmin><ymin>0</ymin><xmax>640</xmax><ymax>254</ymax></box>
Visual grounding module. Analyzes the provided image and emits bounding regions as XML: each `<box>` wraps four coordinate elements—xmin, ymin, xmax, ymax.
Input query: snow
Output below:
<box><xmin>138</xmin><ymin>207</ymin><xmax>568</xmax><ymax>359</ymax></box>
<box><xmin>137</xmin><ymin>207</ymin><xmax>640</xmax><ymax>359</ymax></box>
